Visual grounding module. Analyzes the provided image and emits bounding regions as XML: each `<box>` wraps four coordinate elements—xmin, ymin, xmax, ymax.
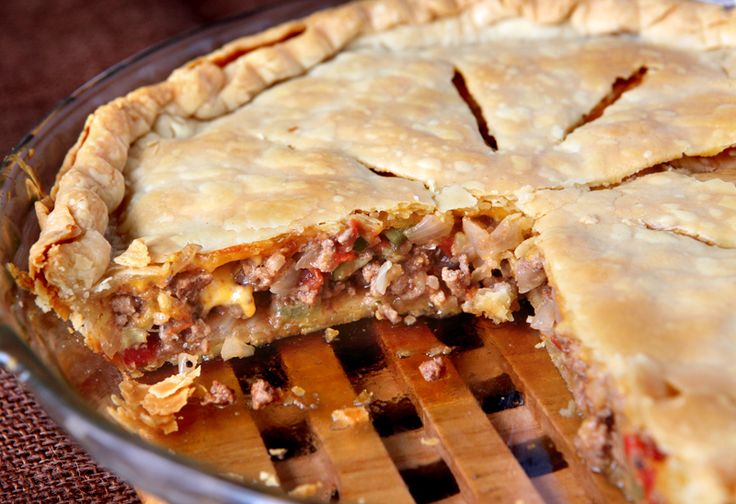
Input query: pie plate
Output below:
<box><xmin>2</xmin><ymin>1</ymin><xmax>736</xmax><ymax>503</ymax></box>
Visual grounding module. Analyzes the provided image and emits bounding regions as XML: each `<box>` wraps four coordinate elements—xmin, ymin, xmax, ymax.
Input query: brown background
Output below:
<box><xmin>0</xmin><ymin>1</ymin><xmax>274</xmax><ymax>501</ymax></box>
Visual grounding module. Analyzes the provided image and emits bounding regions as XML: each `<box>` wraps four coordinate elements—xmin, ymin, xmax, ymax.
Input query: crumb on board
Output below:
<box><xmin>200</xmin><ymin>380</ymin><xmax>235</xmax><ymax>406</ymax></box>
<box><xmin>534</xmin><ymin>340</ymin><xmax>546</xmax><ymax>349</ymax></box>
<box><xmin>288</xmin><ymin>481</ymin><xmax>323</xmax><ymax>498</ymax></box>
<box><xmin>251</xmin><ymin>379</ymin><xmax>277</xmax><ymax>410</ymax></box>
<box><xmin>420</xmin><ymin>436</ymin><xmax>440</xmax><ymax>446</ymax></box>
<box><xmin>331</xmin><ymin>406</ymin><xmax>370</xmax><ymax>430</ymax></box>
<box><xmin>396</xmin><ymin>348</ymin><xmax>412</xmax><ymax>359</ymax></box>
<box><xmin>268</xmin><ymin>447</ymin><xmax>288</xmax><ymax>460</ymax></box>
<box><xmin>259</xmin><ymin>471</ymin><xmax>280</xmax><ymax>487</ymax></box>
<box><xmin>291</xmin><ymin>385</ymin><xmax>306</xmax><ymax>397</ymax></box>
<box><xmin>419</xmin><ymin>356</ymin><xmax>446</xmax><ymax>382</ymax></box>
<box><xmin>559</xmin><ymin>399</ymin><xmax>577</xmax><ymax>418</ymax></box>
<box><xmin>324</xmin><ymin>327</ymin><xmax>339</xmax><ymax>343</ymax></box>
<box><xmin>426</xmin><ymin>344</ymin><xmax>452</xmax><ymax>357</ymax></box>
<box><xmin>353</xmin><ymin>389</ymin><xmax>374</xmax><ymax>407</ymax></box>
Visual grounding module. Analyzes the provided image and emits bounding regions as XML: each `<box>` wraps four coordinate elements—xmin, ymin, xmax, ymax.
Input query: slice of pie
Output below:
<box><xmin>14</xmin><ymin>0</ymin><xmax>736</xmax><ymax>502</ymax></box>
<box><xmin>521</xmin><ymin>172</ymin><xmax>736</xmax><ymax>503</ymax></box>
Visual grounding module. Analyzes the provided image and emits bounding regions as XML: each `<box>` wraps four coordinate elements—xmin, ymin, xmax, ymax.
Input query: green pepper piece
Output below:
<box><xmin>353</xmin><ymin>236</ymin><xmax>368</xmax><ymax>252</ymax></box>
<box><xmin>384</xmin><ymin>228</ymin><xmax>406</xmax><ymax>246</ymax></box>
<box><xmin>332</xmin><ymin>260</ymin><xmax>355</xmax><ymax>281</ymax></box>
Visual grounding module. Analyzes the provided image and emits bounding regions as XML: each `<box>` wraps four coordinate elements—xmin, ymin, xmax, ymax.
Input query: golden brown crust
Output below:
<box><xmin>29</xmin><ymin>0</ymin><xmax>736</xmax><ymax>302</ymax></box>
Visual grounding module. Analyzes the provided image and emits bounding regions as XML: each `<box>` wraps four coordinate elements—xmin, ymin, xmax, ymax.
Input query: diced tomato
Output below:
<box><xmin>623</xmin><ymin>433</ymin><xmax>666</xmax><ymax>502</ymax></box>
<box><xmin>437</xmin><ymin>234</ymin><xmax>454</xmax><ymax>256</ymax></box>
<box><xmin>301</xmin><ymin>268</ymin><xmax>325</xmax><ymax>291</ymax></box>
<box><xmin>333</xmin><ymin>249</ymin><xmax>357</xmax><ymax>264</ymax></box>
<box><xmin>122</xmin><ymin>335</ymin><xmax>160</xmax><ymax>368</ymax></box>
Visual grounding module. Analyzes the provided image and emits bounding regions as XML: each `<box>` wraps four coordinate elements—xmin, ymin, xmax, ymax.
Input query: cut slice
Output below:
<box><xmin>522</xmin><ymin>172</ymin><xmax>736</xmax><ymax>503</ymax></box>
<box><xmin>60</xmin><ymin>206</ymin><xmax>540</xmax><ymax>371</ymax></box>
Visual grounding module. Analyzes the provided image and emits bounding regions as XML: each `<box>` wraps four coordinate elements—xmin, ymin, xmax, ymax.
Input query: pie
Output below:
<box><xmin>14</xmin><ymin>0</ymin><xmax>736</xmax><ymax>502</ymax></box>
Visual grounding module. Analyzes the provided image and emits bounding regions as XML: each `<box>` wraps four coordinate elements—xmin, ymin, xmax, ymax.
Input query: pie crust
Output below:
<box><xmin>16</xmin><ymin>0</ymin><xmax>736</xmax><ymax>502</ymax></box>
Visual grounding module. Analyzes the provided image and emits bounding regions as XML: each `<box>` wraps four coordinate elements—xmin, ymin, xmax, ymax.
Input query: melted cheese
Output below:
<box><xmin>200</xmin><ymin>268</ymin><xmax>256</xmax><ymax>317</ymax></box>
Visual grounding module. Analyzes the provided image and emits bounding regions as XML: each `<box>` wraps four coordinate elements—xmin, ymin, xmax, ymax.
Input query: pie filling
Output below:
<box><xmin>98</xmin><ymin>210</ymin><xmax>543</xmax><ymax>371</ymax></box>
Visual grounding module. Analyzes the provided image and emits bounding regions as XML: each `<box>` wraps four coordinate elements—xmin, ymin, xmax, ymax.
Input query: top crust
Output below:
<box><xmin>27</xmin><ymin>0</ymin><xmax>736</xmax><ymax>299</ymax></box>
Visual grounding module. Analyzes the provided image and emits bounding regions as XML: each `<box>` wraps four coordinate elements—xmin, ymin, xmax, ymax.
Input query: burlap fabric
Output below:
<box><xmin>0</xmin><ymin>1</ymin><xmax>271</xmax><ymax>500</ymax></box>
<box><xmin>0</xmin><ymin>369</ymin><xmax>140</xmax><ymax>503</ymax></box>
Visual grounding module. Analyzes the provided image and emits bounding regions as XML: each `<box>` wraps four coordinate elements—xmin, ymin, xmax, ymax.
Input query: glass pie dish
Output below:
<box><xmin>4</xmin><ymin>1</ymin><xmax>736</xmax><ymax>503</ymax></box>
<box><xmin>0</xmin><ymin>2</ymin><xmax>343</xmax><ymax>502</ymax></box>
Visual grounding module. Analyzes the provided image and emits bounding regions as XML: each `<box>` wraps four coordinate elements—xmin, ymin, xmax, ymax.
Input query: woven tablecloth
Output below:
<box><xmin>0</xmin><ymin>368</ymin><xmax>140</xmax><ymax>503</ymax></box>
<box><xmin>0</xmin><ymin>1</ymin><xmax>270</xmax><ymax>501</ymax></box>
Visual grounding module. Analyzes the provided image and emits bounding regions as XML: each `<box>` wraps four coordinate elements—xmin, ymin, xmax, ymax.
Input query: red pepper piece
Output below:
<box><xmin>623</xmin><ymin>433</ymin><xmax>666</xmax><ymax>502</ymax></box>
<box><xmin>122</xmin><ymin>335</ymin><xmax>160</xmax><ymax>368</ymax></box>
<box><xmin>437</xmin><ymin>235</ymin><xmax>454</xmax><ymax>256</ymax></box>
<box><xmin>550</xmin><ymin>335</ymin><xmax>564</xmax><ymax>351</ymax></box>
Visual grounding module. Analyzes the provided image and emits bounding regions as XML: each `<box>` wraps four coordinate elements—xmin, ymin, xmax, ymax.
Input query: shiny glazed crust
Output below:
<box><xmin>20</xmin><ymin>1</ymin><xmax>736</xmax><ymax>502</ymax></box>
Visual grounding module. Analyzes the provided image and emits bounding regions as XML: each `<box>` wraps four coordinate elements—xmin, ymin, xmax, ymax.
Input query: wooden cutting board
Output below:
<box><xmin>139</xmin><ymin>316</ymin><xmax>625</xmax><ymax>503</ymax></box>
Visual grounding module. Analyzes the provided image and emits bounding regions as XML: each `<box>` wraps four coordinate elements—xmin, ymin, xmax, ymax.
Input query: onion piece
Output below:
<box><xmin>462</xmin><ymin>217</ymin><xmax>492</xmax><ymax>259</ymax></box>
<box><xmin>513</xmin><ymin>257</ymin><xmax>547</xmax><ymax>294</ymax></box>
<box><xmin>488</xmin><ymin>215</ymin><xmax>526</xmax><ymax>253</ymax></box>
<box><xmin>295</xmin><ymin>244</ymin><xmax>322</xmax><ymax>270</ymax></box>
<box><xmin>372</xmin><ymin>261</ymin><xmax>393</xmax><ymax>296</ymax></box>
<box><xmin>404</xmin><ymin>215</ymin><xmax>453</xmax><ymax>245</ymax></box>
<box><xmin>269</xmin><ymin>266</ymin><xmax>300</xmax><ymax>296</ymax></box>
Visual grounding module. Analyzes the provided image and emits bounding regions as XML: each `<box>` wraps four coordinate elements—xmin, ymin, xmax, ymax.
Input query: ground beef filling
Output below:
<box><xmin>232</xmin><ymin>214</ymin><xmax>534</xmax><ymax>328</ymax></box>
<box><xmin>116</xmin><ymin>213</ymin><xmax>536</xmax><ymax>368</ymax></box>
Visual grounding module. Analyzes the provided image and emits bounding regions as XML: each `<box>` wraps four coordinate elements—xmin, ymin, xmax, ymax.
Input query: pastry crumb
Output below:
<box><xmin>113</xmin><ymin>238</ymin><xmax>151</xmax><ymax>268</ymax></box>
<box><xmin>108</xmin><ymin>366</ymin><xmax>201</xmax><ymax>436</ymax></box>
<box><xmin>426</xmin><ymin>345</ymin><xmax>452</xmax><ymax>357</ymax></box>
<box><xmin>268</xmin><ymin>447</ymin><xmax>288</xmax><ymax>460</ymax></box>
<box><xmin>534</xmin><ymin>340</ymin><xmax>546</xmax><ymax>349</ymax></box>
<box><xmin>419</xmin><ymin>356</ymin><xmax>446</xmax><ymax>382</ymax></box>
<box><xmin>396</xmin><ymin>348</ymin><xmax>412</xmax><ymax>359</ymax></box>
<box><xmin>353</xmin><ymin>389</ymin><xmax>374</xmax><ymax>406</ymax></box>
<box><xmin>259</xmin><ymin>471</ymin><xmax>280</xmax><ymax>487</ymax></box>
<box><xmin>331</xmin><ymin>406</ymin><xmax>369</xmax><ymax>429</ymax></box>
<box><xmin>420</xmin><ymin>436</ymin><xmax>440</xmax><ymax>446</ymax></box>
<box><xmin>291</xmin><ymin>385</ymin><xmax>306</xmax><ymax>397</ymax></box>
<box><xmin>559</xmin><ymin>399</ymin><xmax>577</xmax><ymax>418</ymax></box>
<box><xmin>289</xmin><ymin>481</ymin><xmax>323</xmax><ymax>498</ymax></box>
<box><xmin>324</xmin><ymin>327</ymin><xmax>339</xmax><ymax>342</ymax></box>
